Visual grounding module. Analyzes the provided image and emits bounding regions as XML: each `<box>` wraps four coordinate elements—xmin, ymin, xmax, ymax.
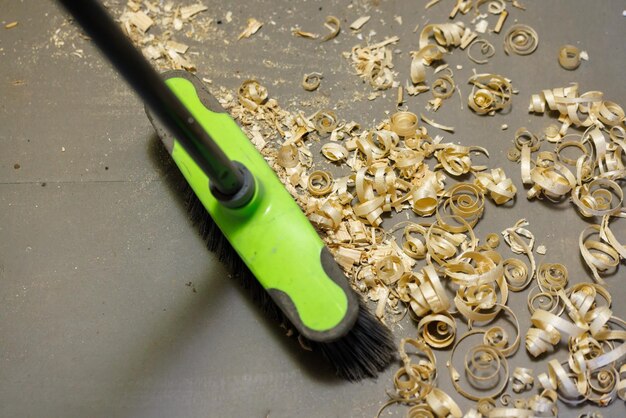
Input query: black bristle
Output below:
<box><xmin>183</xmin><ymin>185</ymin><xmax>396</xmax><ymax>380</ymax></box>
<box><xmin>309</xmin><ymin>299</ymin><xmax>396</xmax><ymax>380</ymax></box>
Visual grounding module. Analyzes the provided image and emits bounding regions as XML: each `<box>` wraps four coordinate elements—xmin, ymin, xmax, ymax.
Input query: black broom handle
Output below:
<box><xmin>57</xmin><ymin>0</ymin><xmax>244</xmax><ymax>196</ymax></box>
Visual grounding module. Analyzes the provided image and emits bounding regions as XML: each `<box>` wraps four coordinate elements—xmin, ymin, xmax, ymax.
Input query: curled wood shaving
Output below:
<box><xmin>435</xmin><ymin>144</ymin><xmax>488</xmax><ymax>177</ymax></box>
<box><xmin>521</xmin><ymin>283</ymin><xmax>626</xmax><ymax>407</ymax></box>
<box><xmin>237</xmin><ymin>79</ymin><xmax>269</xmax><ymax>110</ymax></box>
<box><xmin>390</xmin><ymin>111</ymin><xmax>418</xmax><ymax>137</ymax></box>
<box><xmin>302</xmin><ymin>72</ymin><xmax>323</xmax><ymax>91</ymax></box>
<box><xmin>321</xmin><ymin>16</ymin><xmax>341</xmax><ymax>41</ymax></box>
<box><xmin>439</xmin><ymin>183</ymin><xmax>485</xmax><ymax>226</ymax></box>
<box><xmin>526</xmin><ymin>160</ymin><xmax>577</xmax><ymax>201</ymax></box>
<box><xmin>419</xmin><ymin>22</ymin><xmax>466</xmax><ymax>50</ymax></box>
<box><xmin>579</xmin><ymin>225</ymin><xmax>619</xmax><ymax>284</ymax></box>
<box><xmin>313</xmin><ymin>109</ymin><xmax>339</xmax><ymax>133</ymax></box>
<box><xmin>410</xmin><ymin>170</ymin><xmax>444</xmax><ymax>216</ymax></box>
<box><xmin>394</xmin><ymin>338</ymin><xmax>438</xmax><ymax>402</ymax></box>
<box><xmin>450</xmin><ymin>254</ymin><xmax>508</xmax><ymax>323</ymax></box>
<box><xmin>449</xmin><ymin>330</ymin><xmax>510</xmax><ymax>401</ymax></box>
<box><xmin>426</xmin><ymin>388</ymin><xmax>462</xmax><ymax>417</ymax></box>
<box><xmin>410</xmin><ymin>45</ymin><xmax>445</xmax><ymax>84</ymax></box>
<box><xmin>485</xmin><ymin>233</ymin><xmax>500</xmax><ymax>249</ymax></box>
<box><xmin>511</xmin><ymin>367</ymin><xmax>534</xmax><ymax>392</ymax></box>
<box><xmin>405</xmin><ymin>265</ymin><xmax>450</xmax><ymax>316</ymax></box>
<box><xmin>501</xmin><ymin>219</ymin><xmax>536</xmax><ymax>291</ymax></box>
<box><xmin>307</xmin><ymin>170</ymin><xmax>333</xmax><ymax>196</ymax></box>
<box><xmin>238</xmin><ymin>18</ymin><xmax>263</xmax><ymax>40</ymax></box>
<box><xmin>468</xmin><ymin>304</ymin><xmax>521</xmax><ymax>357</ymax></box>
<box><xmin>467</xmin><ymin>39</ymin><xmax>496</xmax><ymax>64</ymax></box>
<box><xmin>409</xmin><ymin>22</ymin><xmax>467</xmax><ymax>98</ymax></box>
<box><xmin>559</xmin><ymin>44</ymin><xmax>583</xmax><ymax>70</ymax></box>
<box><xmin>431</xmin><ymin>74</ymin><xmax>456</xmax><ymax>104</ymax></box>
<box><xmin>309</xmin><ymin>199</ymin><xmax>343</xmax><ymax>230</ymax></box>
<box><xmin>514</xmin><ymin>127</ymin><xmax>541</xmax><ymax>151</ymax></box>
<box><xmin>572</xmin><ymin>178</ymin><xmax>623</xmax><ymax>218</ymax></box>
<box><xmin>474</xmin><ymin>168</ymin><xmax>517</xmax><ymax>204</ymax></box>
<box><xmin>494</xmin><ymin>390</ymin><xmax>559</xmax><ymax>416</ymax></box>
<box><xmin>467</xmin><ymin>73</ymin><xmax>513</xmax><ymax>115</ymax></box>
<box><xmin>321</xmin><ymin>143</ymin><xmax>349</xmax><ymax>162</ymax></box>
<box><xmin>417</xmin><ymin>312</ymin><xmax>457</xmax><ymax>348</ymax></box>
<box><xmin>526</xmin><ymin>84</ymin><xmax>611</xmax><ymax>129</ymax></box>
<box><xmin>503</xmin><ymin>258</ymin><xmax>530</xmax><ymax>292</ymax></box>
<box><xmin>537</xmin><ymin>263</ymin><xmax>568</xmax><ymax>293</ymax></box>
<box><xmin>526</xmin><ymin>309</ymin><xmax>586</xmax><ymax>358</ymax></box>
<box><xmin>504</xmin><ymin>24</ymin><xmax>539</xmax><ymax>56</ymax></box>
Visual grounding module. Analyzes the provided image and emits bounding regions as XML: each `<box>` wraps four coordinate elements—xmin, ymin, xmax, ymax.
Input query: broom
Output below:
<box><xmin>57</xmin><ymin>0</ymin><xmax>396</xmax><ymax>380</ymax></box>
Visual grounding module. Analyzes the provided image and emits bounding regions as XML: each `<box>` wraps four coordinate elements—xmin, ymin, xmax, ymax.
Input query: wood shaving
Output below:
<box><xmin>467</xmin><ymin>39</ymin><xmax>495</xmax><ymax>64</ymax></box>
<box><xmin>165</xmin><ymin>40</ymin><xmax>189</xmax><ymax>54</ymax></box>
<box><xmin>292</xmin><ymin>28</ymin><xmax>319</xmax><ymax>39</ymax></box>
<box><xmin>302</xmin><ymin>72</ymin><xmax>323</xmax><ymax>91</ymax></box>
<box><xmin>114</xmin><ymin>2</ymin><xmax>211</xmax><ymax>71</ymax></box>
<box><xmin>238</xmin><ymin>18</ymin><xmax>263</xmax><ymax>40</ymax></box>
<box><xmin>128</xmin><ymin>11</ymin><xmax>154</xmax><ymax>33</ymax></box>
<box><xmin>475</xmin><ymin>19</ymin><xmax>488</xmax><ymax>34</ymax></box>
<box><xmin>420</xmin><ymin>114</ymin><xmax>455</xmax><ymax>132</ymax></box>
<box><xmin>347</xmin><ymin>37</ymin><xmax>399</xmax><ymax>90</ymax></box>
<box><xmin>504</xmin><ymin>24</ymin><xmax>539</xmax><ymax>56</ymax></box>
<box><xmin>350</xmin><ymin>16</ymin><xmax>371</xmax><ymax>31</ymax></box>
<box><xmin>180</xmin><ymin>4</ymin><xmax>208</xmax><ymax>20</ymax></box>
<box><xmin>494</xmin><ymin>10</ymin><xmax>508</xmax><ymax>33</ymax></box>
<box><xmin>467</xmin><ymin>73</ymin><xmax>513</xmax><ymax>115</ymax></box>
<box><xmin>5</xmin><ymin>21</ymin><xmax>18</xmax><ymax>29</ymax></box>
<box><xmin>559</xmin><ymin>44</ymin><xmax>582</xmax><ymax>70</ymax></box>
<box><xmin>321</xmin><ymin>16</ymin><xmax>341</xmax><ymax>41</ymax></box>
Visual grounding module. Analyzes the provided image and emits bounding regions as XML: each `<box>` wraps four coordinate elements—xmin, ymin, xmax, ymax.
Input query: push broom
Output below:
<box><xmin>57</xmin><ymin>0</ymin><xmax>395</xmax><ymax>379</ymax></box>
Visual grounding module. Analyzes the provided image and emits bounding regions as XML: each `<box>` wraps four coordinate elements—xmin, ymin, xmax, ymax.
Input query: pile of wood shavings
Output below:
<box><xmin>213</xmin><ymin>81</ymin><xmax>590</xmax><ymax>418</ymax></box>
<box><xmin>110</xmin><ymin>0</ymin><xmax>213</xmax><ymax>71</ymax></box>
<box><xmin>518</xmin><ymin>85</ymin><xmax>626</xmax><ymax>285</ymax></box>
<box><xmin>492</xmin><ymin>84</ymin><xmax>626</xmax><ymax>414</ymax></box>
<box><xmin>216</xmin><ymin>71</ymin><xmax>626</xmax><ymax>418</ymax></box>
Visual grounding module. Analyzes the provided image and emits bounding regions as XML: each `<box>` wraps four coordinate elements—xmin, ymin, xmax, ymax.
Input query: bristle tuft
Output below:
<box><xmin>309</xmin><ymin>299</ymin><xmax>396</xmax><ymax>381</ymax></box>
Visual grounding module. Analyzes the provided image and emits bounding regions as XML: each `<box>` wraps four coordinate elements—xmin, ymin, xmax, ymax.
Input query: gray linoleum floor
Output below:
<box><xmin>2</xmin><ymin>1</ymin><xmax>626</xmax><ymax>417</ymax></box>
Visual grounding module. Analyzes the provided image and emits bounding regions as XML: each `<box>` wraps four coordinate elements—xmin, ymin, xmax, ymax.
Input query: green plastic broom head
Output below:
<box><xmin>147</xmin><ymin>70</ymin><xmax>360</xmax><ymax>342</ymax></box>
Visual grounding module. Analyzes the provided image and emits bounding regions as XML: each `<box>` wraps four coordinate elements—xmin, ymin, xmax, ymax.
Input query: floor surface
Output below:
<box><xmin>2</xmin><ymin>1</ymin><xmax>626</xmax><ymax>417</ymax></box>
